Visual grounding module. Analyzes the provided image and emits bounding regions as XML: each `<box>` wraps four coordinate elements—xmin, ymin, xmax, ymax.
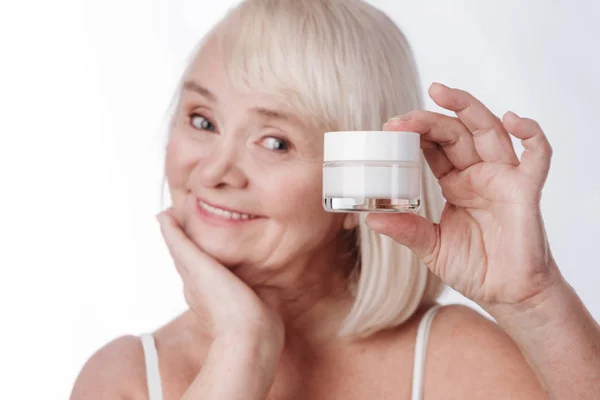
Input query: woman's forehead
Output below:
<box><xmin>182</xmin><ymin>26</ymin><xmax>332</xmax><ymax>132</ymax></box>
<box><xmin>182</xmin><ymin>76</ymin><xmax>300</xmax><ymax>122</ymax></box>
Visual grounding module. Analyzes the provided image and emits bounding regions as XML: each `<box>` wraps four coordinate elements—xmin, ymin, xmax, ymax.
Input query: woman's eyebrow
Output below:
<box><xmin>183</xmin><ymin>80</ymin><xmax>305</xmax><ymax>128</ymax></box>
<box><xmin>252</xmin><ymin>107</ymin><xmax>292</xmax><ymax>121</ymax></box>
<box><xmin>183</xmin><ymin>80</ymin><xmax>215</xmax><ymax>102</ymax></box>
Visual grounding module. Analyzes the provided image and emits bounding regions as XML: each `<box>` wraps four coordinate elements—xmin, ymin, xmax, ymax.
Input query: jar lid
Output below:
<box><xmin>323</xmin><ymin>131</ymin><xmax>421</xmax><ymax>162</ymax></box>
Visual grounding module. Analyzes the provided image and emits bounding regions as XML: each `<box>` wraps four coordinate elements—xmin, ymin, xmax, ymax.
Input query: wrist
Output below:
<box><xmin>486</xmin><ymin>260</ymin><xmax>564</xmax><ymax>326</ymax></box>
<box><xmin>488</xmin><ymin>272</ymin><xmax>570</xmax><ymax>333</ymax></box>
<box><xmin>213</xmin><ymin>329</ymin><xmax>283</xmax><ymax>364</ymax></box>
<box><xmin>183</xmin><ymin>328</ymin><xmax>283</xmax><ymax>400</ymax></box>
<box><xmin>223</xmin><ymin>318</ymin><xmax>284</xmax><ymax>349</ymax></box>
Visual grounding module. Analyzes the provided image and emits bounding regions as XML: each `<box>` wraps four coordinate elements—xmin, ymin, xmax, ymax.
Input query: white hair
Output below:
<box><xmin>166</xmin><ymin>0</ymin><xmax>446</xmax><ymax>338</ymax></box>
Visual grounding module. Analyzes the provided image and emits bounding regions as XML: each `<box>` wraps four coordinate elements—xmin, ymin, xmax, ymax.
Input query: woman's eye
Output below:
<box><xmin>261</xmin><ymin>137</ymin><xmax>289</xmax><ymax>152</ymax></box>
<box><xmin>189</xmin><ymin>114</ymin><xmax>216</xmax><ymax>132</ymax></box>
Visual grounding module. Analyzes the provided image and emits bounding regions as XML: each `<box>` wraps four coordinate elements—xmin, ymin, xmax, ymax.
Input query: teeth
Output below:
<box><xmin>199</xmin><ymin>201</ymin><xmax>254</xmax><ymax>220</ymax></box>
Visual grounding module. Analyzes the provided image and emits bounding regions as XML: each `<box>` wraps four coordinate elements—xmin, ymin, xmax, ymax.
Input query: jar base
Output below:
<box><xmin>323</xmin><ymin>197</ymin><xmax>420</xmax><ymax>213</ymax></box>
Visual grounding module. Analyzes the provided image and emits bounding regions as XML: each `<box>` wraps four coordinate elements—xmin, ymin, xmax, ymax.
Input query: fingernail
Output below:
<box><xmin>387</xmin><ymin>114</ymin><xmax>411</xmax><ymax>123</ymax></box>
<box><xmin>365</xmin><ymin>214</ymin><xmax>384</xmax><ymax>231</ymax></box>
<box><xmin>504</xmin><ymin>111</ymin><xmax>520</xmax><ymax>121</ymax></box>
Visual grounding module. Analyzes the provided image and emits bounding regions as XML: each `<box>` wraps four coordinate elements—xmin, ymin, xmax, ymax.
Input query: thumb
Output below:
<box><xmin>365</xmin><ymin>212</ymin><xmax>440</xmax><ymax>265</ymax></box>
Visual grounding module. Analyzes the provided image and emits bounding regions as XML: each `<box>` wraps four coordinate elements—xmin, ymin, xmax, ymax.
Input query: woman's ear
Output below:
<box><xmin>343</xmin><ymin>212</ymin><xmax>359</xmax><ymax>230</ymax></box>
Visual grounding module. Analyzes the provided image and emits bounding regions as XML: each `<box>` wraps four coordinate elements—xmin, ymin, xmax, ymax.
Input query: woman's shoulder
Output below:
<box><xmin>423</xmin><ymin>304</ymin><xmax>546</xmax><ymax>399</ymax></box>
<box><xmin>70</xmin><ymin>311</ymin><xmax>205</xmax><ymax>400</ymax></box>
<box><xmin>69</xmin><ymin>334</ymin><xmax>148</xmax><ymax>399</ymax></box>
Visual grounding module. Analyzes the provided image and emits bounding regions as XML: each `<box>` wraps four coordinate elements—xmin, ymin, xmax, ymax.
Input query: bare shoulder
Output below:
<box><xmin>424</xmin><ymin>304</ymin><xmax>547</xmax><ymax>399</ymax></box>
<box><xmin>69</xmin><ymin>335</ymin><xmax>148</xmax><ymax>400</ymax></box>
<box><xmin>70</xmin><ymin>311</ymin><xmax>211</xmax><ymax>400</ymax></box>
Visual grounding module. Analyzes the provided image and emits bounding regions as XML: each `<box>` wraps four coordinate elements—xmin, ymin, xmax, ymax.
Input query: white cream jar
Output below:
<box><xmin>323</xmin><ymin>130</ymin><xmax>421</xmax><ymax>212</ymax></box>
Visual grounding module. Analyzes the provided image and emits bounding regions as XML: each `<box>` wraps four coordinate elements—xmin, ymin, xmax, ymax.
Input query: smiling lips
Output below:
<box><xmin>197</xmin><ymin>199</ymin><xmax>260</xmax><ymax>221</ymax></box>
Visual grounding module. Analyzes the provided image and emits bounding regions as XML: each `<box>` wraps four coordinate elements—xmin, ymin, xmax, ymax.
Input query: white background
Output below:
<box><xmin>1</xmin><ymin>0</ymin><xmax>599</xmax><ymax>398</ymax></box>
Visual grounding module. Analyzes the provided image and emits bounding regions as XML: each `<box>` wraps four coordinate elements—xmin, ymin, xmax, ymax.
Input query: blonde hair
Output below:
<box><xmin>165</xmin><ymin>0</ymin><xmax>446</xmax><ymax>338</ymax></box>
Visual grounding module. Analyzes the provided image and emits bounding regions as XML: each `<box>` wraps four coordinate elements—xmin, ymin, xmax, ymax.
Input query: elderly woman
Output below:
<box><xmin>71</xmin><ymin>0</ymin><xmax>600</xmax><ymax>399</ymax></box>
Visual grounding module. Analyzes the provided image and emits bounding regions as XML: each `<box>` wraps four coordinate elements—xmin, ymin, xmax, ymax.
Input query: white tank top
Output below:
<box><xmin>140</xmin><ymin>304</ymin><xmax>442</xmax><ymax>400</ymax></box>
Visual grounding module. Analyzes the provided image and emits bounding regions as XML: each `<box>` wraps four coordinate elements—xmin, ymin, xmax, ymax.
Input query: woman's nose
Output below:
<box><xmin>197</xmin><ymin>141</ymin><xmax>248</xmax><ymax>189</ymax></box>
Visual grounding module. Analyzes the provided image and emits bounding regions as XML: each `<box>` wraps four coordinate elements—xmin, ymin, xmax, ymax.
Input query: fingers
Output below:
<box><xmin>420</xmin><ymin>139</ymin><xmax>454</xmax><ymax>179</ymax></box>
<box><xmin>502</xmin><ymin>111</ymin><xmax>553</xmax><ymax>185</ymax></box>
<box><xmin>156</xmin><ymin>211</ymin><xmax>217</xmax><ymax>280</ymax></box>
<box><xmin>428</xmin><ymin>83</ymin><xmax>520</xmax><ymax>165</ymax></box>
<box><xmin>156</xmin><ymin>212</ymin><xmax>191</xmax><ymax>279</ymax></box>
<box><xmin>365</xmin><ymin>212</ymin><xmax>440</xmax><ymax>266</ymax></box>
<box><xmin>384</xmin><ymin>110</ymin><xmax>482</xmax><ymax>178</ymax></box>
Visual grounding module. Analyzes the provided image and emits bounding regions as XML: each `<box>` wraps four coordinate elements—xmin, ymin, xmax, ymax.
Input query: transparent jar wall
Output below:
<box><xmin>323</xmin><ymin>161</ymin><xmax>421</xmax><ymax>212</ymax></box>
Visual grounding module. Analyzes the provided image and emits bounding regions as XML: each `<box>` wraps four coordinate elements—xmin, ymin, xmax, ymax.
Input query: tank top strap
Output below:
<box><xmin>411</xmin><ymin>304</ymin><xmax>443</xmax><ymax>400</ymax></box>
<box><xmin>140</xmin><ymin>333</ymin><xmax>164</xmax><ymax>400</ymax></box>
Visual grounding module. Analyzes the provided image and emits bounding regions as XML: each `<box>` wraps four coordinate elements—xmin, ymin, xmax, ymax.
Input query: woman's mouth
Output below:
<box><xmin>197</xmin><ymin>199</ymin><xmax>260</xmax><ymax>222</ymax></box>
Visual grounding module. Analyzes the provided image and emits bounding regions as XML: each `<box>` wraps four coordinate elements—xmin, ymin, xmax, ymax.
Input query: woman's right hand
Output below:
<box><xmin>157</xmin><ymin>209</ymin><xmax>285</xmax><ymax>399</ymax></box>
<box><xmin>156</xmin><ymin>208</ymin><xmax>284</xmax><ymax>348</ymax></box>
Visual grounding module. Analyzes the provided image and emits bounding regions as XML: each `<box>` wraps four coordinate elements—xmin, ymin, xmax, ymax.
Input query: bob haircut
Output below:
<box><xmin>163</xmin><ymin>0</ymin><xmax>446</xmax><ymax>338</ymax></box>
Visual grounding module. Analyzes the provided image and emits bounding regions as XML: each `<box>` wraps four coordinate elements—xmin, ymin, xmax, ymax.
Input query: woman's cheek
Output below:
<box><xmin>165</xmin><ymin>133</ymin><xmax>210</xmax><ymax>187</ymax></box>
<box><xmin>260</xmin><ymin>170</ymin><xmax>323</xmax><ymax>215</ymax></box>
<box><xmin>165</xmin><ymin>137</ymin><xmax>190</xmax><ymax>188</ymax></box>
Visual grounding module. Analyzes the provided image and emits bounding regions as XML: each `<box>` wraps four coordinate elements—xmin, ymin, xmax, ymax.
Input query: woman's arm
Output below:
<box><xmin>491</xmin><ymin>273</ymin><xmax>600</xmax><ymax>399</ymax></box>
<box><xmin>182</xmin><ymin>334</ymin><xmax>281</xmax><ymax>400</ymax></box>
<box><xmin>156</xmin><ymin>211</ymin><xmax>285</xmax><ymax>399</ymax></box>
<box><xmin>368</xmin><ymin>82</ymin><xmax>600</xmax><ymax>398</ymax></box>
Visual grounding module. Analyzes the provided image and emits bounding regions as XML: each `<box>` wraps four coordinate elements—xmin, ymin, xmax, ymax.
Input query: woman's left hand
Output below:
<box><xmin>367</xmin><ymin>82</ymin><xmax>563</xmax><ymax>313</ymax></box>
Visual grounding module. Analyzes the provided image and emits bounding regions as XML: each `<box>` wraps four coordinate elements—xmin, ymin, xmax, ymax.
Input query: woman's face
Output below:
<box><xmin>165</xmin><ymin>35</ymin><xmax>352</xmax><ymax>271</ymax></box>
